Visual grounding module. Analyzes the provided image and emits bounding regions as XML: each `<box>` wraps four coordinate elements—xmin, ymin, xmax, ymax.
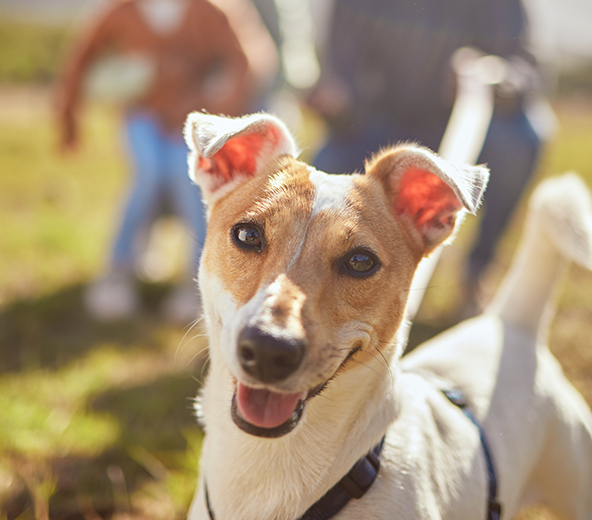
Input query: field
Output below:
<box><xmin>0</xmin><ymin>87</ymin><xmax>207</xmax><ymax>519</ymax></box>
<box><xmin>0</xmin><ymin>84</ymin><xmax>592</xmax><ymax>520</ymax></box>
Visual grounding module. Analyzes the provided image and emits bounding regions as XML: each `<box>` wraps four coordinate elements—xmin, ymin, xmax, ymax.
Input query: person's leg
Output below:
<box><xmin>86</xmin><ymin>112</ymin><xmax>165</xmax><ymax>320</ymax></box>
<box><xmin>467</xmin><ymin>110</ymin><xmax>542</xmax><ymax>288</ymax></box>
<box><xmin>162</xmin><ymin>132</ymin><xmax>207</xmax><ymax>276</ymax></box>
<box><xmin>160</xmin><ymin>129</ymin><xmax>207</xmax><ymax>323</ymax></box>
<box><xmin>110</xmin><ymin>112</ymin><xmax>165</xmax><ymax>269</ymax></box>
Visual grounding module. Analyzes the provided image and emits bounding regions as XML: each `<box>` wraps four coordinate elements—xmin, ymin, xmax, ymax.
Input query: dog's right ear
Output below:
<box><xmin>184</xmin><ymin>112</ymin><xmax>298</xmax><ymax>205</ymax></box>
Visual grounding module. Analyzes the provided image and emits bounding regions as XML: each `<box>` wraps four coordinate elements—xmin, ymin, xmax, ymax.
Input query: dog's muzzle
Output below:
<box><xmin>231</xmin><ymin>324</ymin><xmax>308</xmax><ymax>438</ymax></box>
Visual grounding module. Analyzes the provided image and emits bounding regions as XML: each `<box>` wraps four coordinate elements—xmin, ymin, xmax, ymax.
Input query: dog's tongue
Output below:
<box><xmin>236</xmin><ymin>383</ymin><xmax>303</xmax><ymax>429</ymax></box>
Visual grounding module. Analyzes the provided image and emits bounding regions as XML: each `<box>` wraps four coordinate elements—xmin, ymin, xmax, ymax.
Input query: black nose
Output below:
<box><xmin>237</xmin><ymin>326</ymin><xmax>306</xmax><ymax>384</ymax></box>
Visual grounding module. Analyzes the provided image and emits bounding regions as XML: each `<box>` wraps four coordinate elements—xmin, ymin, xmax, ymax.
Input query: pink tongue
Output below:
<box><xmin>236</xmin><ymin>383</ymin><xmax>303</xmax><ymax>429</ymax></box>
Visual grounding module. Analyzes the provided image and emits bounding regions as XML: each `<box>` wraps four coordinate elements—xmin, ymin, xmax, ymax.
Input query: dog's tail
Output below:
<box><xmin>486</xmin><ymin>173</ymin><xmax>592</xmax><ymax>339</ymax></box>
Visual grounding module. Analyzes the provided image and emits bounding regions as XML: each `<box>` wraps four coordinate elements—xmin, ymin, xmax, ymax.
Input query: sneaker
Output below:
<box><xmin>162</xmin><ymin>284</ymin><xmax>202</xmax><ymax>326</ymax></box>
<box><xmin>84</xmin><ymin>269</ymin><xmax>139</xmax><ymax>320</ymax></box>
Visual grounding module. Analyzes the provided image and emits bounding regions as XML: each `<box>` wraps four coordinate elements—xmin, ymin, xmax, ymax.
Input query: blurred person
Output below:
<box><xmin>308</xmin><ymin>0</ymin><xmax>555</xmax><ymax>316</ymax></box>
<box><xmin>56</xmin><ymin>0</ymin><xmax>271</xmax><ymax>323</ymax></box>
<box><xmin>230</xmin><ymin>0</ymin><xmax>321</xmax><ymax>129</ymax></box>
<box><xmin>209</xmin><ymin>0</ymin><xmax>279</xmax><ymax>108</ymax></box>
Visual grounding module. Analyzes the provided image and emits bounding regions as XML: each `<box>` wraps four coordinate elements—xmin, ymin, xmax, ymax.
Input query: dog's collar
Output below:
<box><xmin>204</xmin><ymin>436</ymin><xmax>385</xmax><ymax>520</ymax></box>
<box><xmin>442</xmin><ymin>389</ymin><xmax>502</xmax><ymax>520</ymax></box>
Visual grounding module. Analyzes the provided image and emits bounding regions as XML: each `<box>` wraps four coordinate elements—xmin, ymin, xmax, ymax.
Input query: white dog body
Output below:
<box><xmin>184</xmin><ymin>112</ymin><xmax>592</xmax><ymax>520</ymax></box>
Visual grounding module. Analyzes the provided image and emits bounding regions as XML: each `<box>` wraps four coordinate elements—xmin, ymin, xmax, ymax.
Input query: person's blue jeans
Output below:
<box><xmin>313</xmin><ymin>110</ymin><xmax>542</xmax><ymax>284</ymax></box>
<box><xmin>110</xmin><ymin>111</ymin><xmax>207</xmax><ymax>276</ymax></box>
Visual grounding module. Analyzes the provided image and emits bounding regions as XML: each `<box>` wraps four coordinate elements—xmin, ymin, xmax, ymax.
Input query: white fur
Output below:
<box><xmin>309</xmin><ymin>167</ymin><xmax>353</xmax><ymax>216</ymax></box>
<box><xmin>193</xmin><ymin>352</ymin><xmax>397</xmax><ymax>520</ymax></box>
<box><xmin>401</xmin><ymin>174</ymin><xmax>592</xmax><ymax>518</ymax></box>
<box><xmin>283</xmin><ymin>167</ymin><xmax>354</xmax><ymax>268</ymax></box>
<box><xmin>190</xmin><ymin>173</ymin><xmax>592</xmax><ymax>519</ymax></box>
<box><xmin>185</xmin><ymin>112</ymin><xmax>592</xmax><ymax>519</ymax></box>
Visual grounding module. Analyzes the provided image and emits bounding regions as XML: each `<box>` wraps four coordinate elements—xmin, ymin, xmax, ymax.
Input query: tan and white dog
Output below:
<box><xmin>183</xmin><ymin>112</ymin><xmax>592</xmax><ymax>520</ymax></box>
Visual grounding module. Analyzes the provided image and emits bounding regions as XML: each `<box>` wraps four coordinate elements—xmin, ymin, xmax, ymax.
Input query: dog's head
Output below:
<box><xmin>185</xmin><ymin>112</ymin><xmax>488</xmax><ymax>438</ymax></box>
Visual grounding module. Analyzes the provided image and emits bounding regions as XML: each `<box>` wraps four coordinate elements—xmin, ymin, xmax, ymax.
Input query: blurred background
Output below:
<box><xmin>0</xmin><ymin>0</ymin><xmax>591</xmax><ymax>519</ymax></box>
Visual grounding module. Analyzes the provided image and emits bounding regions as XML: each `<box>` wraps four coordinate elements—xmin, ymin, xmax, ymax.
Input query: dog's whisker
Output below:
<box><xmin>181</xmin><ymin>341</ymin><xmax>210</xmax><ymax>370</ymax></box>
<box><xmin>176</xmin><ymin>315</ymin><xmax>205</xmax><ymax>361</ymax></box>
<box><xmin>374</xmin><ymin>345</ymin><xmax>394</xmax><ymax>383</ymax></box>
<box><xmin>403</xmin><ymin>282</ymin><xmax>457</xmax><ymax>293</ymax></box>
<box><xmin>177</xmin><ymin>333</ymin><xmax>208</xmax><ymax>363</ymax></box>
<box><xmin>314</xmin><ymin>392</ymin><xmax>336</xmax><ymax>403</ymax></box>
<box><xmin>344</xmin><ymin>353</ymin><xmax>392</xmax><ymax>380</ymax></box>
<box><xmin>199</xmin><ymin>355</ymin><xmax>212</xmax><ymax>379</ymax></box>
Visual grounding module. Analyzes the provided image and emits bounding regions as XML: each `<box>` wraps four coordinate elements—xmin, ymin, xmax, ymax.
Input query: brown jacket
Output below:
<box><xmin>57</xmin><ymin>0</ymin><xmax>252</xmax><ymax>146</ymax></box>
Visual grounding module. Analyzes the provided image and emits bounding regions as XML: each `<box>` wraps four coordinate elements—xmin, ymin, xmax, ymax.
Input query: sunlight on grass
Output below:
<box><xmin>0</xmin><ymin>337</ymin><xmax>205</xmax><ymax>517</ymax></box>
<box><xmin>1</xmin><ymin>83</ymin><xmax>591</xmax><ymax>519</ymax></box>
<box><xmin>0</xmin><ymin>86</ymin><xmax>206</xmax><ymax>517</ymax></box>
<box><xmin>0</xmin><ymin>87</ymin><xmax>126</xmax><ymax>304</ymax></box>
<box><xmin>0</xmin><ymin>347</ymin><xmax>125</xmax><ymax>458</ymax></box>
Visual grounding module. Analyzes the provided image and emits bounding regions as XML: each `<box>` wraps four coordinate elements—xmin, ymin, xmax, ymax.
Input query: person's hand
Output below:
<box><xmin>58</xmin><ymin>113</ymin><xmax>80</xmax><ymax>154</ymax></box>
<box><xmin>307</xmin><ymin>76</ymin><xmax>352</xmax><ymax>119</ymax></box>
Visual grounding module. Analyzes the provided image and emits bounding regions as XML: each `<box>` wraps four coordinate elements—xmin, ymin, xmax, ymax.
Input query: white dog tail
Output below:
<box><xmin>486</xmin><ymin>173</ymin><xmax>592</xmax><ymax>339</ymax></box>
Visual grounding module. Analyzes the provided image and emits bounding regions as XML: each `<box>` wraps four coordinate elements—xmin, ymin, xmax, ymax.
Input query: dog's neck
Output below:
<box><xmin>199</xmin><ymin>331</ymin><xmax>404</xmax><ymax>520</ymax></box>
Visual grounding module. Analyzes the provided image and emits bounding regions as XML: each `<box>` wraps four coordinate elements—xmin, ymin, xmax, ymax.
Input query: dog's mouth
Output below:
<box><xmin>231</xmin><ymin>383</ymin><xmax>306</xmax><ymax>438</ymax></box>
<box><xmin>231</xmin><ymin>381</ymin><xmax>327</xmax><ymax>438</ymax></box>
<box><xmin>231</xmin><ymin>345</ymin><xmax>361</xmax><ymax>438</ymax></box>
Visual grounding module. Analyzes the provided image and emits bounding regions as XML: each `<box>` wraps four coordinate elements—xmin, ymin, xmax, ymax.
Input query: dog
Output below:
<box><xmin>182</xmin><ymin>112</ymin><xmax>592</xmax><ymax>519</ymax></box>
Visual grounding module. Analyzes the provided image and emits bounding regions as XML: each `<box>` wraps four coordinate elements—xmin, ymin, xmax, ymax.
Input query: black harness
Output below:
<box><xmin>205</xmin><ymin>389</ymin><xmax>502</xmax><ymax>520</ymax></box>
<box><xmin>442</xmin><ymin>389</ymin><xmax>502</xmax><ymax>520</ymax></box>
<box><xmin>205</xmin><ymin>437</ymin><xmax>384</xmax><ymax>520</ymax></box>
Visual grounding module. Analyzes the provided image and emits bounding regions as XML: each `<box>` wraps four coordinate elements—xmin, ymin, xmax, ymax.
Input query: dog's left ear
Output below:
<box><xmin>366</xmin><ymin>145</ymin><xmax>489</xmax><ymax>255</ymax></box>
<box><xmin>184</xmin><ymin>112</ymin><xmax>298</xmax><ymax>205</ymax></box>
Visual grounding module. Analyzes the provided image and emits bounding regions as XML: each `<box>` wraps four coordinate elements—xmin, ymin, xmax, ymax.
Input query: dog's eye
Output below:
<box><xmin>232</xmin><ymin>224</ymin><xmax>263</xmax><ymax>251</ymax></box>
<box><xmin>342</xmin><ymin>250</ymin><xmax>380</xmax><ymax>277</ymax></box>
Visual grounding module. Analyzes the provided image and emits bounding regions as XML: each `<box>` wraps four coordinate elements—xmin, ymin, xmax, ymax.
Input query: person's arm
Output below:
<box><xmin>55</xmin><ymin>4</ymin><xmax>119</xmax><ymax>151</ymax></box>
<box><xmin>210</xmin><ymin>0</ymin><xmax>279</xmax><ymax>101</ymax></box>
<box><xmin>200</xmin><ymin>0</ymin><xmax>255</xmax><ymax>116</ymax></box>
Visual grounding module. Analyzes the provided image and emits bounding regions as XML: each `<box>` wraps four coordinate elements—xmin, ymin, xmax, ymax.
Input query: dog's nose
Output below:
<box><xmin>237</xmin><ymin>326</ymin><xmax>306</xmax><ymax>384</ymax></box>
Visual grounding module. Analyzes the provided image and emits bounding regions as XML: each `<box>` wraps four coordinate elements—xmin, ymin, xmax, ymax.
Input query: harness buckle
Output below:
<box><xmin>488</xmin><ymin>500</ymin><xmax>502</xmax><ymax>520</ymax></box>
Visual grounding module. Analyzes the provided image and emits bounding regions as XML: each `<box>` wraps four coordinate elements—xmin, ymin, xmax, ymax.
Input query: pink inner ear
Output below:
<box><xmin>395</xmin><ymin>167</ymin><xmax>461</xmax><ymax>228</ymax></box>
<box><xmin>198</xmin><ymin>125</ymin><xmax>281</xmax><ymax>182</ymax></box>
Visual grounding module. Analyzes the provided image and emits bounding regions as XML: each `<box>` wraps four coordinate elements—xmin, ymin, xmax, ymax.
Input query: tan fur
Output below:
<box><xmin>184</xmin><ymin>113</ymin><xmax>592</xmax><ymax>520</ymax></box>
<box><xmin>202</xmin><ymin>156</ymin><xmax>418</xmax><ymax>387</ymax></box>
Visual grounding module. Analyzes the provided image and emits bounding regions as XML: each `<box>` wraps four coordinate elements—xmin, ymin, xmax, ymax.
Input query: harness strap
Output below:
<box><xmin>205</xmin><ymin>390</ymin><xmax>502</xmax><ymax>520</ymax></box>
<box><xmin>300</xmin><ymin>437</ymin><xmax>384</xmax><ymax>520</ymax></box>
<box><xmin>442</xmin><ymin>389</ymin><xmax>503</xmax><ymax>520</ymax></box>
<box><xmin>204</xmin><ymin>437</ymin><xmax>385</xmax><ymax>520</ymax></box>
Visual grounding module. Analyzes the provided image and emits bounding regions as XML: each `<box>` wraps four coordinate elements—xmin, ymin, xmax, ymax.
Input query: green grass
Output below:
<box><xmin>0</xmin><ymin>88</ymin><xmax>207</xmax><ymax>519</ymax></box>
<box><xmin>1</xmin><ymin>84</ymin><xmax>592</xmax><ymax>519</ymax></box>
<box><xmin>0</xmin><ymin>20</ymin><xmax>71</xmax><ymax>84</ymax></box>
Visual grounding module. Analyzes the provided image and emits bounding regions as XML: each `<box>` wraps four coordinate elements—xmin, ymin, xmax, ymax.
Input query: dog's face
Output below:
<box><xmin>185</xmin><ymin>113</ymin><xmax>487</xmax><ymax>438</ymax></box>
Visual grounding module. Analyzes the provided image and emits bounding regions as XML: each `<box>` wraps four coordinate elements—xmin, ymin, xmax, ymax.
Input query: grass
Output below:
<box><xmin>0</xmin><ymin>83</ymin><xmax>591</xmax><ymax>519</ymax></box>
<box><xmin>0</xmin><ymin>87</ymin><xmax>207</xmax><ymax>519</ymax></box>
<box><xmin>0</xmin><ymin>20</ymin><xmax>71</xmax><ymax>84</ymax></box>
